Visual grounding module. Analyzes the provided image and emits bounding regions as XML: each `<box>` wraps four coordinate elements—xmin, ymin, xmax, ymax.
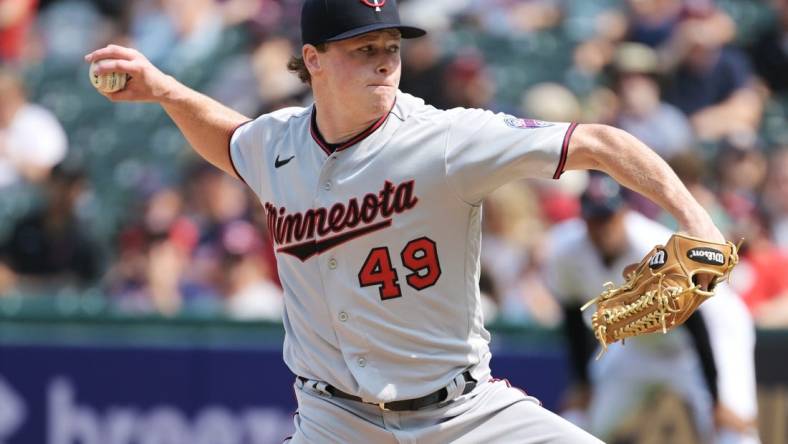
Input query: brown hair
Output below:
<box><xmin>287</xmin><ymin>43</ymin><xmax>327</xmax><ymax>85</ymax></box>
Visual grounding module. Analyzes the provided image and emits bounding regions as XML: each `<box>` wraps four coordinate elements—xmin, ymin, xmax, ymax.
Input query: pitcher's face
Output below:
<box><xmin>311</xmin><ymin>29</ymin><xmax>402</xmax><ymax>116</ymax></box>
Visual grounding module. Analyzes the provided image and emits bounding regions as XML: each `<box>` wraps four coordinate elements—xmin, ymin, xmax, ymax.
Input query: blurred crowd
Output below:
<box><xmin>0</xmin><ymin>0</ymin><xmax>787</xmax><ymax>327</ymax></box>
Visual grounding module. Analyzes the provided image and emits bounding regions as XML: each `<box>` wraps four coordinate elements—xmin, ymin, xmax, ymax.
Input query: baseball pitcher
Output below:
<box><xmin>85</xmin><ymin>0</ymin><xmax>731</xmax><ymax>442</ymax></box>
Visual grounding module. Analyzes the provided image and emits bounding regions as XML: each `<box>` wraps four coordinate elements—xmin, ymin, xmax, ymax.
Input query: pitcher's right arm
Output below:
<box><xmin>85</xmin><ymin>45</ymin><xmax>251</xmax><ymax>179</ymax></box>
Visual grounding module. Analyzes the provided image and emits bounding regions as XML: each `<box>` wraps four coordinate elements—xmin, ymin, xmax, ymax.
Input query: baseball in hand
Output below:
<box><xmin>89</xmin><ymin>60</ymin><xmax>128</xmax><ymax>93</ymax></box>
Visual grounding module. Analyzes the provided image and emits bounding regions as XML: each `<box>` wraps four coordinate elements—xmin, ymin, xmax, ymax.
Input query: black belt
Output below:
<box><xmin>297</xmin><ymin>371</ymin><xmax>477</xmax><ymax>411</ymax></box>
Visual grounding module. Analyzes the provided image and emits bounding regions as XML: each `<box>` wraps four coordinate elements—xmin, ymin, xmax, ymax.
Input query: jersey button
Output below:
<box><xmin>357</xmin><ymin>357</ymin><xmax>367</xmax><ymax>367</ymax></box>
<box><xmin>323</xmin><ymin>181</ymin><xmax>332</xmax><ymax>191</ymax></box>
<box><xmin>328</xmin><ymin>258</ymin><xmax>338</xmax><ymax>269</ymax></box>
<box><xmin>338</xmin><ymin>312</ymin><xmax>349</xmax><ymax>322</ymax></box>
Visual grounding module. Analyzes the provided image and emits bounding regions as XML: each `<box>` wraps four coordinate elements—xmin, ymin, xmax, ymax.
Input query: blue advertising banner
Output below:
<box><xmin>0</xmin><ymin>345</ymin><xmax>567</xmax><ymax>444</ymax></box>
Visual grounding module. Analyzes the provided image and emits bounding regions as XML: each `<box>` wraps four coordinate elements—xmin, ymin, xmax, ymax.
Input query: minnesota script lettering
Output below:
<box><xmin>265</xmin><ymin>180</ymin><xmax>418</xmax><ymax>261</ymax></box>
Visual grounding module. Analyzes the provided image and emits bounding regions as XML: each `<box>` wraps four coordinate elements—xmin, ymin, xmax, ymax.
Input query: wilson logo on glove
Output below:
<box><xmin>648</xmin><ymin>250</ymin><xmax>667</xmax><ymax>269</ymax></box>
<box><xmin>687</xmin><ymin>248</ymin><xmax>725</xmax><ymax>265</ymax></box>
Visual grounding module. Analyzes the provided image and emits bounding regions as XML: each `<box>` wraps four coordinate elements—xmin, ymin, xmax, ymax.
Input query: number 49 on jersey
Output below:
<box><xmin>358</xmin><ymin>237</ymin><xmax>441</xmax><ymax>300</ymax></box>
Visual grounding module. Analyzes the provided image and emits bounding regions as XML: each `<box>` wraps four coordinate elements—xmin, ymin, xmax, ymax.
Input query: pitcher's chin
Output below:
<box><xmin>366</xmin><ymin>89</ymin><xmax>396</xmax><ymax>114</ymax></box>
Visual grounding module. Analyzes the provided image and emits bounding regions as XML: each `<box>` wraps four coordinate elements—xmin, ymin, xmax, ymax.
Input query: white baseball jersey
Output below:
<box><xmin>230</xmin><ymin>91</ymin><xmax>577</xmax><ymax>403</ymax></box>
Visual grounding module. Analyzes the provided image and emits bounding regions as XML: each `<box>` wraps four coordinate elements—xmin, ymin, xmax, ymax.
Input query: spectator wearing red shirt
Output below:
<box><xmin>729</xmin><ymin>212</ymin><xmax>788</xmax><ymax>327</ymax></box>
<box><xmin>0</xmin><ymin>0</ymin><xmax>38</xmax><ymax>63</ymax></box>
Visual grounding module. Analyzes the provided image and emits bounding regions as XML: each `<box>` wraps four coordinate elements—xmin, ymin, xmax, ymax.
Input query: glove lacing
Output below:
<box><xmin>586</xmin><ymin>273</ymin><xmax>683</xmax><ymax>359</ymax></box>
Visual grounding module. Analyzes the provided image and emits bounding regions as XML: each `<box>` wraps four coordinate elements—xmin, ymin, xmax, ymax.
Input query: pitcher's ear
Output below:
<box><xmin>303</xmin><ymin>45</ymin><xmax>322</xmax><ymax>75</ymax></box>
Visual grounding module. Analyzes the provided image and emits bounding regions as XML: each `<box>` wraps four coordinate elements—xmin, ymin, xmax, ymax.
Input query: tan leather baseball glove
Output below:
<box><xmin>581</xmin><ymin>234</ymin><xmax>740</xmax><ymax>356</ymax></box>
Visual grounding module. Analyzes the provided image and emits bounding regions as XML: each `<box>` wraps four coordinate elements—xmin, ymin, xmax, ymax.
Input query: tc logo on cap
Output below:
<box><xmin>360</xmin><ymin>0</ymin><xmax>386</xmax><ymax>11</ymax></box>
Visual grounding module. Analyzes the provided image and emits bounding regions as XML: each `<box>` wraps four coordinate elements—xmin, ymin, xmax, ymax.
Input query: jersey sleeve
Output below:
<box><xmin>445</xmin><ymin>108</ymin><xmax>578</xmax><ymax>204</ymax></box>
<box><xmin>229</xmin><ymin>118</ymin><xmax>265</xmax><ymax>196</ymax></box>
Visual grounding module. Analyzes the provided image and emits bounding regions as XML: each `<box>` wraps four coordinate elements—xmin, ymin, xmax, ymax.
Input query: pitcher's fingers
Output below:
<box><xmin>103</xmin><ymin>88</ymin><xmax>137</xmax><ymax>102</ymax></box>
<box><xmin>695</xmin><ymin>273</ymin><xmax>714</xmax><ymax>291</ymax></box>
<box><xmin>85</xmin><ymin>44</ymin><xmax>138</xmax><ymax>63</ymax></box>
<box><xmin>93</xmin><ymin>59</ymin><xmax>142</xmax><ymax>77</ymax></box>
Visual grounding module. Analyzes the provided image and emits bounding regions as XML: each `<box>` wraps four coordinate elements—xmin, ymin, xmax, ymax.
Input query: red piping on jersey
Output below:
<box><xmin>309</xmin><ymin>98</ymin><xmax>396</xmax><ymax>155</ymax></box>
<box><xmin>227</xmin><ymin>119</ymin><xmax>254</xmax><ymax>185</ymax></box>
<box><xmin>553</xmin><ymin>122</ymin><xmax>578</xmax><ymax>180</ymax></box>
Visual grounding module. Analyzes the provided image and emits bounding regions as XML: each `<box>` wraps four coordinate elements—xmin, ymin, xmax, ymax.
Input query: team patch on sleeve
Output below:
<box><xmin>503</xmin><ymin>116</ymin><xmax>554</xmax><ymax>129</ymax></box>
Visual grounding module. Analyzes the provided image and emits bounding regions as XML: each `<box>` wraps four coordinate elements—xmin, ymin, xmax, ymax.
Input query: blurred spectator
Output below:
<box><xmin>571</xmin><ymin>10</ymin><xmax>628</xmax><ymax>81</ymax></box>
<box><xmin>611</xmin><ymin>42</ymin><xmax>693</xmax><ymax>159</ymax></box>
<box><xmin>667</xmin><ymin>151</ymin><xmax>732</xmax><ymax>233</ymax></box>
<box><xmin>107</xmin><ymin>165</ymin><xmax>281</xmax><ymax>318</ymax></box>
<box><xmin>441</xmin><ymin>50</ymin><xmax>505</xmax><ymax>111</ymax></box>
<box><xmin>398</xmin><ymin>0</ymin><xmax>468</xmax><ymax>35</ymax></box>
<box><xmin>0</xmin><ymin>0</ymin><xmax>38</xmax><ymax>63</ymax></box>
<box><xmin>185</xmin><ymin>163</ymin><xmax>250</xmax><ymax>248</ymax></box>
<box><xmin>0</xmin><ymin>165</ymin><xmax>100</xmax><ymax>295</ymax></box>
<box><xmin>0</xmin><ymin>260</ymin><xmax>14</xmax><ymax>295</ymax></box>
<box><xmin>0</xmin><ymin>67</ymin><xmax>67</xmax><ymax>188</ymax></box>
<box><xmin>729</xmin><ymin>211</ymin><xmax>788</xmax><ymax>328</ymax></box>
<box><xmin>625</xmin><ymin>0</ymin><xmax>685</xmax><ymax>47</ymax></box>
<box><xmin>748</xmin><ymin>0</ymin><xmax>788</xmax><ymax>93</ymax></box>
<box><xmin>144</xmin><ymin>220</ymin><xmax>210</xmax><ymax>315</ymax></box>
<box><xmin>625</xmin><ymin>0</ymin><xmax>734</xmax><ymax>49</ymax></box>
<box><xmin>520</xmin><ymin>82</ymin><xmax>582</xmax><ymax>124</ymax></box>
<box><xmin>130</xmin><ymin>0</ymin><xmax>225</xmax><ymax>72</ymax></box>
<box><xmin>220</xmin><ymin>220</ymin><xmax>282</xmax><ymax>321</ymax></box>
<box><xmin>36</xmin><ymin>0</ymin><xmax>113</xmax><ymax>63</ymax></box>
<box><xmin>218</xmin><ymin>0</ymin><xmax>264</xmax><ymax>28</ymax></box>
<box><xmin>481</xmin><ymin>182</ymin><xmax>560</xmax><ymax>324</ymax></box>
<box><xmin>219</xmin><ymin>0</ymin><xmax>302</xmax><ymax>42</ymax></box>
<box><xmin>658</xmin><ymin>7</ymin><xmax>762</xmax><ymax>141</ymax></box>
<box><xmin>762</xmin><ymin>147</ymin><xmax>788</xmax><ymax>249</ymax></box>
<box><xmin>183</xmin><ymin>165</ymin><xmax>267</xmax><ymax>312</ymax></box>
<box><xmin>107</xmin><ymin>187</ymin><xmax>220</xmax><ymax>315</ymax></box>
<box><xmin>251</xmin><ymin>37</ymin><xmax>307</xmax><ymax>112</ymax></box>
<box><xmin>400</xmin><ymin>34</ymin><xmax>449</xmax><ymax>109</ymax></box>
<box><xmin>507</xmin><ymin>0</ymin><xmax>563</xmax><ymax>34</ymax></box>
<box><xmin>463</xmin><ymin>0</ymin><xmax>563</xmax><ymax>36</ymax></box>
<box><xmin>481</xmin><ymin>183</ymin><xmax>533</xmax><ymax>322</ymax></box>
<box><xmin>533</xmin><ymin>174</ymin><xmax>585</xmax><ymax>225</ymax></box>
<box><xmin>209</xmin><ymin>36</ymin><xmax>307</xmax><ymax>117</ymax></box>
<box><xmin>714</xmin><ymin>134</ymin><xmax>768</xmax><ymax>221</ymax></box>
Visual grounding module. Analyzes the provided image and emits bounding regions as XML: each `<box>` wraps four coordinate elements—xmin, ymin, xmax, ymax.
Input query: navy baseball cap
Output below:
<box><xmin>580</xmin><ymin>173</ymin><xmax>625</xmax><ymax>219</ymax></box>
<box><xmin>301</xmin><ymin>0</ymin><xmax>426</xmax><ymax>46</ymax></box>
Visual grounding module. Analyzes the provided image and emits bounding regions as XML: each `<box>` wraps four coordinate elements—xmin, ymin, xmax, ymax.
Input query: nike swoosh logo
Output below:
<box><xmin>275</xmin><ymin>155</ymin><xmax>295</xmax><ymax>168</ymax></box>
